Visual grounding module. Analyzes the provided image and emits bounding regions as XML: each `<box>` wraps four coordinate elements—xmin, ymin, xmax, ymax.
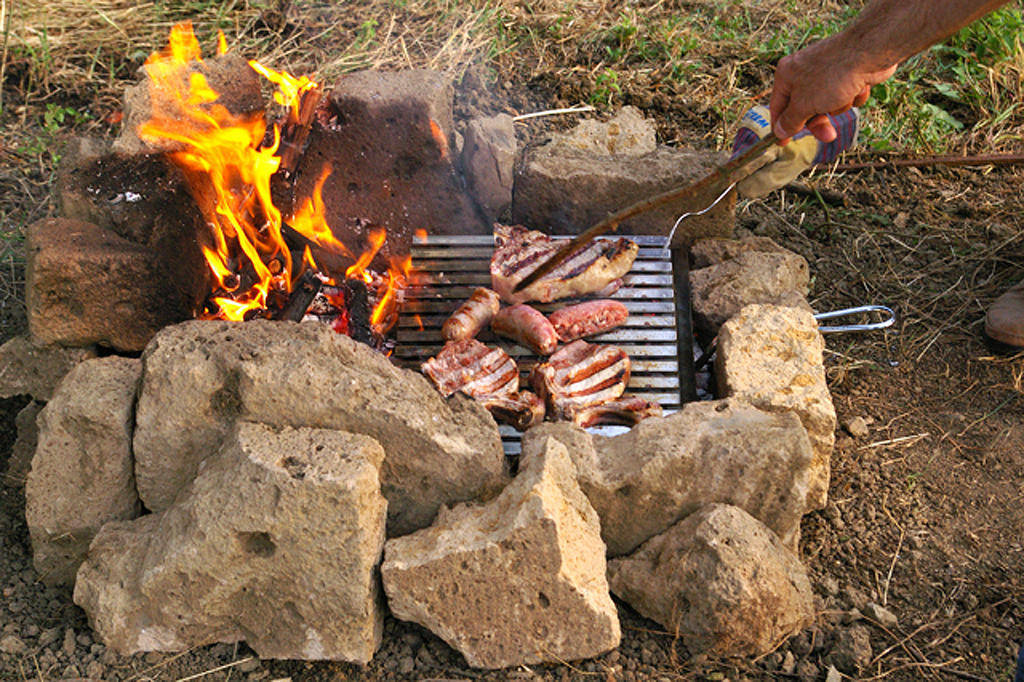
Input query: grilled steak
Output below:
<box><xmin>491</xmin><ymin>224</ymin><xmax>638</xmax><ymax>303</ymax></box>
<box><xmin>491</xmin><ymin>303</ymin><xmax>559</xmax><ymax>355</ymax></box>
<box><xmin>565</xmin><ymin>394</ymin><xmax>662</xmax><ymax>428</ymax></box>
<box><xmin>421</xmin><ymin>338</ymin><xmax>518</xmax><ymax>399</ymax></box>
<box><xmin>421</xmin><ymin>339</ymin><xmax>545</xmax><ymax>431</ymax></box>
<box><xmin>442</xmin><ymin>287</ymin><xmax>501</xmax><ymax>342</ymax></box>
<box><xmin>529</xmin><ymin>340</ymin><xmax>631</xmax><ymax>419</ymax></box>
<box><xmin>548</xmin><ymin>299</ymin><xmax>629</xmax><ymax>342</ymax></box>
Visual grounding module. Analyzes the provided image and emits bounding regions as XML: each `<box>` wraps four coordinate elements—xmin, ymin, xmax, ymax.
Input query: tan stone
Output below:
<box><xmin>608</xmin><ymin>504</ymin><xmax>815</xmax><ymax>657</ymax></box>
<box><xmin>716</xmin><ymin>304</ymin><xmax>836</xmax><ymax>510</ymax></box>
<box><xmin>133</xmin><ymin>320</ymin><xmax>507</xmax><ymax>535</ymax></box>
<box><xmin>26</xmin><ymin>357</ymin><xmax>141</xmax><ymax>585</ymax></box>
<box><xmin>520</xmin><ymin>398</ymin><xmax>814</xmax><ymax>555</ymax></box>
<box><xmin>381</xmin><ymin>437</ymin><xmax>620</xmax><ymax>669</ymax></box>
<box><xmin>74</xmin><ymin>422</ymin><xmax>387</xmax><ymax>662</ymax></box>
<box><xmin>690</xmin><ymin>235</ymin><xmax>791</xmax><ymax>269</ymax></box>
<box><xmin>690</xmin><ymin>250</ymin><xmax>811</xmax><ymax>335</ymax></box>
<box><xmin>0</xmin><ymin>335</ymin><xmax>96</xmax><ymax>401</ymax></box>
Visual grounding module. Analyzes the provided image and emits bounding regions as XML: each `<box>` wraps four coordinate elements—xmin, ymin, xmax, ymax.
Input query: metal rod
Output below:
<box><xmin>671</xmin><ymin>246</ymin><xmax>698</xmax><ymax>404</ymax></box>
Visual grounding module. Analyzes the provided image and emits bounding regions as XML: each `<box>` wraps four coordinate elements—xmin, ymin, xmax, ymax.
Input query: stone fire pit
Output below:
<box><xmin>0</xmin><ymin>64</ymin><xmax>836</xmax><ymax>669</ymax></box>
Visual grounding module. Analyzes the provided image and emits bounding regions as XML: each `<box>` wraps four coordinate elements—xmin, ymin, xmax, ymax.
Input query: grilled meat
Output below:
<box><xmin>490</xmin><ymin>224</ymin><xmax>638</xmax><ymax>304</ymax></box>
<box><xmin>442</xmin><ymin>287</ymin><xmax>501</xmax><ymax>342</ymax></box>
<box><xmin>529</xmin><ymin>340</ymin><xmax>631</xmax><ymax>419</ymax></box>
<box><xmin>491</xmin><ymin>303</ymin><xmax>559</xmax><ymax>355</ymax></box>
<box><xmin>565</xmin><ymin>394</ymin><xmax>662</xmax><ymax>428</ymax></box>
<box><xmin>421</xmin><ymin>339</ymin><xmax>546</xmax><ymax>431</ymax></box>
<box><xmin>548</xmin><ymin>299</ymin><xmax>629</xmax><ymax>342</ymax></box>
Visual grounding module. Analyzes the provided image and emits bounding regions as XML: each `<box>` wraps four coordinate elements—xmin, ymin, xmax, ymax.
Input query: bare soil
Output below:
<box><xmin>2</xmin><ymin>36</ymin><xmax>1023</xmax><ymax>682</ymax></box>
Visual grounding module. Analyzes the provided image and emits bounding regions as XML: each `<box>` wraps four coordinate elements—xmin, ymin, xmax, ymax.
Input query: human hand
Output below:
<box><xmin>769</xmin><ymin>36</ymin><xmax>896</xmax><ymax>142</ymax></box>
<box><xmin>731</xmin><ymin>104</ymin><xmax>858</xmax><ymax>198</ymax></box>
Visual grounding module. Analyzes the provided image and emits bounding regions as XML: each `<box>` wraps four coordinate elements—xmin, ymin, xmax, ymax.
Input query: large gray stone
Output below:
<box><xmin>74</xmin><ymin>421</ymin><xmax>387</xmax><ymax>662</ymax></box>
<box><xmin>513</xmin><ymin>107</ymin><xmax>733</xmax><ymax>242</ymax></box>
<box><xmin>0</xmin><ymin>335</ymin><xmax>96</xmax><ymax>401</ymax></box>
<box><xmin>382</xmin><ymin>436</ymin><xmax>619</xmax><ymax>669</ymax></box>
<box><xmin>462</xmin><ymin>114</ymin><xmax>516</xmax><ymax>221</ymax></box>
<box><xmin>25</xmin><ymin>357</ymin><xmax>141</xmax><ymax>585</ymax></box>
<box><xmin>716</xmin><ymin>304</ymin><xmax>836</xmax><ymax>510</ymax></box>
<box><xmin>520</xmin><ymin>398</ymin><xmax>814</xmax><ymax>555</ymax></box>
<box><xmin>690</xmin><ymin>250</ymin><xmax>811</xmax><ymax>335</ymax></box>
<box><xmin>133</xmin><ymin>319</ymin><xmax>506</xmax><ymax>535</ymax></box>
<box><xmin>608</xmin><ymin>504</ymin><xmax>815</xmax><ymax>657</ymax></box>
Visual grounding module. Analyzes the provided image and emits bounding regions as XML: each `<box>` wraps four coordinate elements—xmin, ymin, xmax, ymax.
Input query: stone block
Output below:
<box><xmin>462</xmin><ymin>113</ymin><xmax>516</xmax><ymax>221</ymax></box>
<box><xmin>74</xmin><ymin>422</ymin><xmax>387</xmax><ymax>662</ymax></box>
<box><xmin>26</xmin><ymin>357</ymin><xmax>141</xmax><ymax>585</ymax></box>
<box><xmin>716</xmin><ymin>304</ymin><xmax>837</xmax><ymax>510</ymax></box>
<box><xmin>691</xmin><ymin>235</ymin><xmax>791</xmax><ymax>269</ymax></box>
<box><xmin>0</xmin><ymin>335</ymin><xmax>96</xmax><ymax>401</ymax></box>
<box><xmin>382</xmin><ymin>437</ymin><xmax>619</xmax><ymax>669</ymax></box>
<box><xmin>608</xmin><ymin>504</ymin><xmax>815</xmax><ymax>656</ymax></box>
<box><xmin>26</xmin><ymin>219</ymin><xmax>203</xmax><ymax>352</ymax></box>
<box><xmin>133</xmin><ymin>319</ymin><xmax>507</xmax><ymax>535</ymax></box>
<box><xmin>520</xmin><ymin>398</ymin><xmax>814</xmax><ymax>555</ymax></box>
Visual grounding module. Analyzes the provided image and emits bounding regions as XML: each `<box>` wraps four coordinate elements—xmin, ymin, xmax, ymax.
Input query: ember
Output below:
<box><xmin>139</xmin><ymin>22</ymin><xmax>411</xmax><ymax>342</ymax></box>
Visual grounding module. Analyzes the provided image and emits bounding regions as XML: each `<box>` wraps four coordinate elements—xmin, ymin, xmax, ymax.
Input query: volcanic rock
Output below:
<box><xmin>461</xmin><ymin>113</ymin><xmax>516</xmax><ymax>221</ymax></box>
<box><xmin>520</xmin><ymin>398</ymin><xmax>814</xmax><ymax>555</ymax></box>
<box><xmin>607</xmin><ymin>504</ymin><xmax>815</xmax><ymax>657</ymax></box>
<box><xmin>513</xmin><ymin>106</ymin><xmax>733</xmax><ymax>242</ymax></box>
<box><xmin>133</xmin><ymin>319</ymin><xmax>507</xmax><ymax>535</ymax></box>
<box><xmin>74</xmin><ymin>421</ymin><xmax>387</xmax><ymax>662</ymax></box>
<box><xmin>25</xmin><ymin>357</ymin><xmax>141</xmax><ymax>585</ymax></box>
<box><xmin>689</xmin><ymin>250</ymin><xmax>811</xmax><ymax>335</ymax></box>
<box><xmin>381</xmin><ymin>436</ymin><xmax>620</xmax><ymax>669</ymax></box>
<box><xmin>0</xmin><ymin>335</ymin><xmax>96</xmax><ymax>401</ymax></box>
<box><xmin>291</xmin><ymin>69</ymin><xmax>487</xmax><ymax>264</ymax></box>
<box><xmin>690</xmin><ymin>235</ymin><xmax>791</xmax><ymax>268</ymax></box>
<box><xmin>716</xmin><ymin>304</ymin><xmax>836</xmax><ymax>510</ymax></box>
<box><xmin>26</xmin><ymin>218</ymin><xmax>204</xmax><ymax>352</ymax></box>
<box><xmin>4</xmin><ymin>400</ymin><xmax>43</xmax><ymax>488</ymax></box>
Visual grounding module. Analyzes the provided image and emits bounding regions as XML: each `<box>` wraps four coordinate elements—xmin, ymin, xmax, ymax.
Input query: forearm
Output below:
<box><xmin>832</xmin><ymin>0</ymin><xmax>1015</xmax><ymax>71</ymax></box>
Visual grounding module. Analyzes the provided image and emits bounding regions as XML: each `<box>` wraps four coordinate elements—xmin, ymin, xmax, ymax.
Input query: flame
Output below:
<box><xmin>141</xmin><ymin>22</ymin><xmax>413</xmax><ymax>335</ymax></box>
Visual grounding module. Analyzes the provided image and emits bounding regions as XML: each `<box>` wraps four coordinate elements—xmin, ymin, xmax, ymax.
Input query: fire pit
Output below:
<box><xmin>3</xmin><ymin>21</ymin><xmax>838</xmax><ymax>672</ymax></box>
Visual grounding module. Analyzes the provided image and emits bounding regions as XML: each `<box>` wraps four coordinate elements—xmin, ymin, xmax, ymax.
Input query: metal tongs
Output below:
<box><xmin>695</xmin><ymin>304</ymin><xmax>897</xmax><ymax>370</ymax></box>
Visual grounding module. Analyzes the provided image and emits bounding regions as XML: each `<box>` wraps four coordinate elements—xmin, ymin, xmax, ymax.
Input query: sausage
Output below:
<box><xmin>548</xmin><ymin>299</ymin><xmax>628</xmax><ymax>342</ymax></box>
<box><xmin>442</xmin><ymin>287</ymin><xmax>501</xmax><ymax>341</ymax></box>
<box><xmin>491</xmin><ymin>303</ymin><xmax>559</xmax><ymax>355</ymax></box>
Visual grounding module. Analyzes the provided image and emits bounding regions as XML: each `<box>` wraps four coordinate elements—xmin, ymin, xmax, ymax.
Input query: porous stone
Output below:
<box><xmin>25</xmin><ymin>357</ymin><xmax>141</xmax><ymax>585</ymax></box>
<box><xmin>690</xmin><ymin>235</ymin><xmax>791</xmax><ymax>269</ymax></box>
<box><xmin>0</xmin><ymin>335</ymin><xmax>96</xmax><ymax>401</ymax></box>
<box><xmin>381</xmin><ymin>437</ymin><xmax>620</xmax><ymax>669</ymax></box>
<box><xmin>689</xmin><ymin>250</ymin><xmax>811</xmax><ymax>335</ymax></box>
<box><xmin>607</xmin><ymin>504</ymin><xmax>815</xmax><ymax>657</ymax></box>
<box><xmin>3</xmin><ymin>400</ymin><xmax>43</xmax><ymax>488</ymax></box>
<box><xmin>133</xmin><ymin>319</ymin><xmax>506</xmax><ymax>535</ymax></box>
<box><xmin>461</xmin><ymin>114</ymin><xmax>516</xmax><ymax>221</ymax></box>
<box><xmin>26</xmin><ymin>218</ymin><xmax>204</xmax><ymax>352</ymax></box>
<box><xmin>290</xmin><ymin>69</ymin><xmax>487</xmax><ymax>263</ymax></box>
<box><xmin>74</xmin><ymin>421</ymin><xmax>387</xmax><ymax>662</ymax></box>
<box><xmin>826</xmin><ymin>625</ymin><xmax>873</xmax><ymax>674</ymax></box>
<box><xmin>520</xmin><ymin>398</ymin><xmax>814</xmax><ymax>556</ymax></box>
<box><xmin>114</xmin><ymin>52</ymin><xmax>265</xmax><ymax>155</ymax></box>
<box><xmin>716</xmin><ymin>304</ymin><xmax>837</xmax><ymax>511</ymax></box>
<box><xmin>513</xmin><ymin>107</ymin><xmax>733</xmax><ymax>242</ymax></box>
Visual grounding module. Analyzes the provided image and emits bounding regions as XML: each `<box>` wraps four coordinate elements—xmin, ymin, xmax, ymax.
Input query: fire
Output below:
<box><xmin>140</xmin><ymin>22</ymin><xmax>411</xmax><ymax>337</ymax></box>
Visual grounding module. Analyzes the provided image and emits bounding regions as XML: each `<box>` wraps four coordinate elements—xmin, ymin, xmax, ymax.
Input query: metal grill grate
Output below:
<box><xmin>394</xmin><ymin>234</ymin><xmax>685</xmax><ymax>456</ymax></box>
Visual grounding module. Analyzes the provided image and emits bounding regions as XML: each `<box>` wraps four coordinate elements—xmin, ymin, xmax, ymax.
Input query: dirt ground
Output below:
<box><xmin>2</xmin><ymin>47</ymin><xmax>1024</xmax><ymax>682</ymax></box>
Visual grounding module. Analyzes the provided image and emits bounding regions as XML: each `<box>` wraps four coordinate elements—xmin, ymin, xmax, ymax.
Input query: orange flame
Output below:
<box><xmin>141</xmin><ymin>22</ymin><xmax>413</xmax><ymax>334</ymax></box>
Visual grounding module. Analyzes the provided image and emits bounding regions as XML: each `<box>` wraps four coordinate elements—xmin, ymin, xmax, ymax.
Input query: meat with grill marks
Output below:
<box><xmin>529</xmin><ymin>340</ymin><xmax>631</xmax><ymax>420</ymax></box>
<box><xmin>490</xmin><ymin>224</ymin><xmax>638</xmax><ymax>304</ymax></box>
<box><xmin>421</xmin><ymin>338</ymin><xmax>545</xmax><ymax>430</ymax></box>
<box><xmin>564</xmin><ymin>394</ymin><xmax>663</xmax><ymax>428</ymax></box>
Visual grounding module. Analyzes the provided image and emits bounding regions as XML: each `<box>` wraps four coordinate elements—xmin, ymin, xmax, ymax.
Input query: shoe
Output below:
<box><xmin>985</xmin><ymin>279</ymin><xmax>1024</xmax><ymax>348</ymax></box>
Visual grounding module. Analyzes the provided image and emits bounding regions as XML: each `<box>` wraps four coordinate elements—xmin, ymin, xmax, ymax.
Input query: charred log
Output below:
<box><xmin>343</xmin><ymin>279</ymin><xmax>372</xmax><ymax>346</ymax></box>
<box><xmin>273</xmin><ymin>270</ymin><xmax>323</xmax><ymax>322</ymax></box>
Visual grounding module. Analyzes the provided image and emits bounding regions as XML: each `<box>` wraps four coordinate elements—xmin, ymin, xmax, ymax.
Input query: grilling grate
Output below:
<box><xmin>394</xmin><ymin>234</ymin><xmax>692</xmax><ymax>456</ymax></box>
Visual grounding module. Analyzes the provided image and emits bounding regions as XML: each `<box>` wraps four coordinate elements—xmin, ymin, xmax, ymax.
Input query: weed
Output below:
<box><xmin>590</xmin><ymin>68</ymin><xmax>621</xmax><ymax>106</ymax></box>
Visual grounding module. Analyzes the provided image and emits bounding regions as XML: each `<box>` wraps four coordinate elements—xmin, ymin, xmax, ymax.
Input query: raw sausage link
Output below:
<box><xmin>491</xmin><ymin>304</ymin><xmax>559</xmax><ymax>355</ymax></box>
<box><xmin>442</xmin><ymin>287</ymin><xmax>501</xmax><ymax>341</ymax></box>
<box><xmin>548</xmin><ymin>299</ymin><xmax>628</xmax><ymax>341</ymax></box>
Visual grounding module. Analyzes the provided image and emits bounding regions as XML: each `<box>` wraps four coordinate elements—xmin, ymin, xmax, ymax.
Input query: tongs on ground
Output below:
<box><xmin>695</xmin><ymin>304</ymin><xmax>897</xmax><ymax>370</ymax></box>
